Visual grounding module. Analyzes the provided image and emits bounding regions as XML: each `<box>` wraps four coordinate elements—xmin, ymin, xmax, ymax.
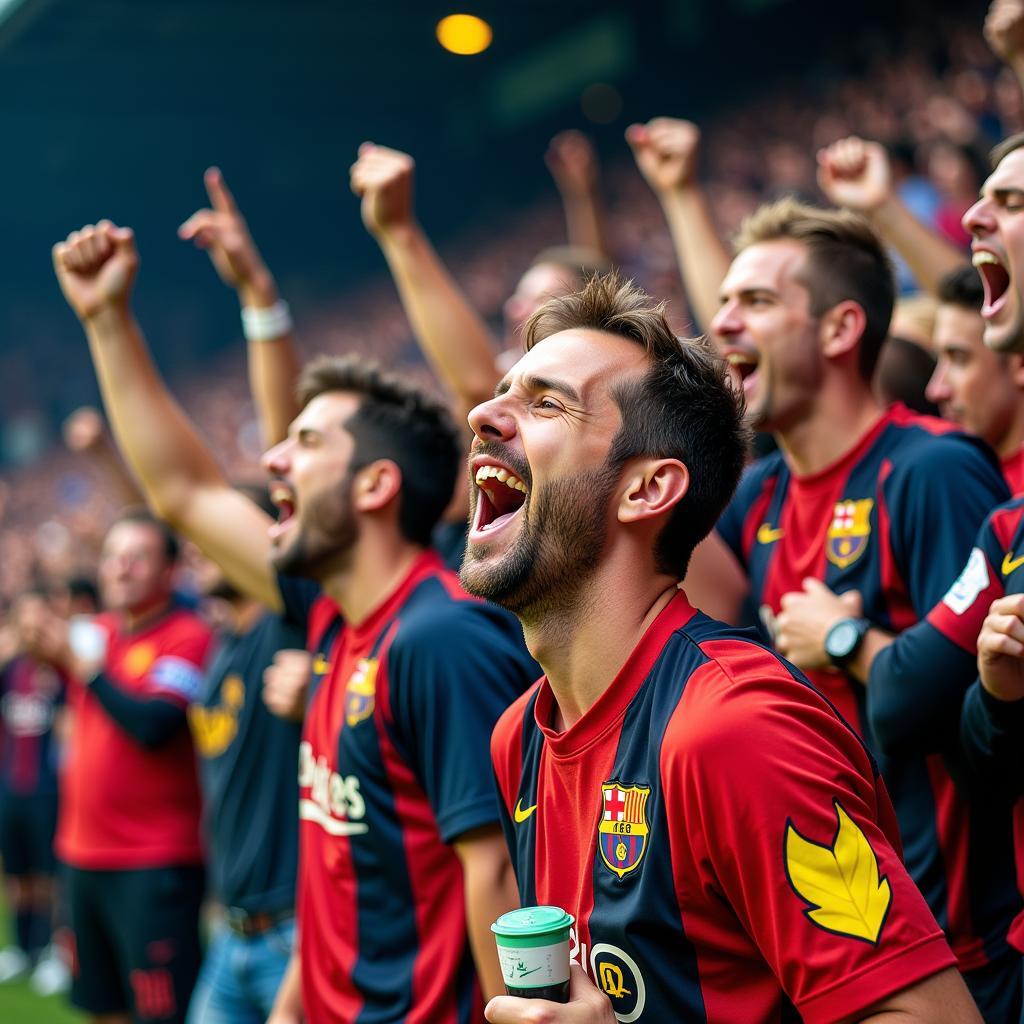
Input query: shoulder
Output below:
<box><xmin>158</xmin><ymin>608</ymin><xmax>214</xmax><ymax>647</ymax></box>
<box><xmin>492</xmin><ymin>682</ymin><xmax>542</xmax><ymax>758</ymax></box>
<box><xmin>733</xmin><ymin>450</ymin><xmax>786</xmax><ymax>501</ymax></box>
<box><xmin>883</xmin><ymin>414</ymin><xmax>999</xmax><ymax>478</ymax></box>
<box><xmin>986</xmin><ymin>495</ymin><xmax>1024</xmax><ymax>547</ymax></box>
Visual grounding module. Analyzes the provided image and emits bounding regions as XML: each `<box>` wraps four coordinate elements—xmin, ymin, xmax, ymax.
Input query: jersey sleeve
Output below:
<box><xmin>960</xmin><ymin>680</ymin><xmax>1024</xmax><ymax>796</ymax></box>
<box><xmin>139</xmin><ymin>619</ymin><xmax>213</xmax><ymax>707</ymax></box>
<box><xmin>715</xmin><ymin>458</ymin><xmax>775</xmax><ymax>568</ymax></box>
<box><xmin>887</xmin><ymin>436</ymin><xmax>1009</xmax><ymax>618</ymax></box>
<box><xmin>664</xmin><ymin>641</ymin><xmax>954</xmax><ymax>1023</ymax></box>
<box><xmin>387</xmin><ymin>604</ymin><xmax>537</xmax><ymax>843</ymax></box>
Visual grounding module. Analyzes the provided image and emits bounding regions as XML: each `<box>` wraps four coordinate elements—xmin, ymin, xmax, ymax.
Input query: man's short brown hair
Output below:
<box><xmin>734</xmin><ymin>197</ymin><xmax>895</xmax><ymax>380</ymax></box>
<box><xmin>525</xmin><ymin>273</ymin><xmax>749</xmax><ymax>578</ymax></box>
<box><xmin>991</xmin><ymin>131</ymin><xmax>1024</xmax><ymax>169</ymax></box>
<box><xmin>296</xmin><ymin>355</ymin><xmax>459</xmax><ymax>548</ymax></box>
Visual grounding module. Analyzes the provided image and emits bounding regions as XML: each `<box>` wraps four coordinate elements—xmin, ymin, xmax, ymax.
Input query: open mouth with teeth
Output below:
<box><xmin>472</xmin><ymin>464</ymin><xmax>528</xmax><ymax>536</ymax></box>
<box><xmin>724</xmin><ymin>350</ymin><xmax>760</xmax><ymax>391</ymax></box>
<box><xmin>974</xmin><ymin>250</ymin><xmax>1012</xmax><ymax>319</ymax></box>
<box><xmin>268</xmin><ymin>481</ymin><xmax>297</xmax><ymax>542</ymax></box>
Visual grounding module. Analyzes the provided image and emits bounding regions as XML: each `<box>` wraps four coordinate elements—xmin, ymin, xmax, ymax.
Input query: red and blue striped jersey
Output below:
<box><xmin>492</xmin><ymin>592</ymin><xmax>954</xmax><ymax>1023</ymax></box>
<box><xmin>277</xmin><ymin>551</ymin><xmax>538</xmax><ymax>1024</ymax></box>
<box><xmin>0</xmin><ymin>656</ymin><xmax>64</xmax><ymax>795</ymax></box>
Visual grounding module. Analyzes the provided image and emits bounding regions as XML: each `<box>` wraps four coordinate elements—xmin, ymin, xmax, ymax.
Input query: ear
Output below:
<box><xmin>820</xmin><ymin>300</ymin><xmax>867</xmax><ymax>362</ymax></box>
<box><xmin>353</xmin><ymin>459</ymin><xmax>403</xmax><ymax>514</ymax></box>
<box><xmin>617</xmin><ymin>459</ymin><xmax>690</xmax><ymax>525</ymax></box>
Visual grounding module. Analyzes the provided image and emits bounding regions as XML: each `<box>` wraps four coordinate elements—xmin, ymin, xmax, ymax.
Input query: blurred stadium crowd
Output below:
<box><xmin>6</xmin><ymin>0</ymin><xmax>1024</xmax><ymax>1022</ymax></box>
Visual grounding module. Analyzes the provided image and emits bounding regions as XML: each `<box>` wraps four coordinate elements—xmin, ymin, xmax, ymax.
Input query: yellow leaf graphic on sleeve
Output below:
<box><xmin>784</xmin><ymin>801</ymin><xmax>892</xmax><ymax>945</ymax></box>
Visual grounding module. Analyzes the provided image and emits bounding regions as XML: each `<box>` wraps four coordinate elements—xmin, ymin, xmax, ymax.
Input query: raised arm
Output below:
<box><xmin>52</xmin><ymin>221</ymin><xmax>282</xmax><ymax>611</ymax></box>
<box><xmin>626</xmin><ymin>118</ymin><xmax>731</xmax><ymax>333</ymax></box>
<box><xmin>986</xmin><ymin>0</ymin><xmax>1024</xmax><ymax>95</ymax></box>
<box><xmin>817</xmin><ymin>137</ymin><xmax>967</xmax><ymax>295</ymax></box>
<box><xmin>545</xmin><ymin>130</ymin><xmax>610</xmax><ymax>260</ymax></box>
<box><xmin>62</xmin><ymin>405</ymin><xmax>144</xmax><ymax>506</ymax></box>
<box><xmin>179</xmin><ymin>167</ymin><xmax>300</xmax><ymax>446</ymax></box>
<box><xmin>350</xmin><ymin>143</ymin><xmax>500</xmax><ymax>418</ymax></box>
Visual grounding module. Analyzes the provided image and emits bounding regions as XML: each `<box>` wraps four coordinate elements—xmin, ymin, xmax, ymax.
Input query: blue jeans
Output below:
<box><xmin>186</xmin><ymin>917</ymin><xmax>294</xmax><ymax>1024</ymax></box>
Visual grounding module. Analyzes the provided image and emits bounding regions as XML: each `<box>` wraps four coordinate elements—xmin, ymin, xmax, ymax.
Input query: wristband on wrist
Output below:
<box><xmin>242</xmin><ymin>300</ymin><xmax>293</xmax><ymax>342</ymax></box>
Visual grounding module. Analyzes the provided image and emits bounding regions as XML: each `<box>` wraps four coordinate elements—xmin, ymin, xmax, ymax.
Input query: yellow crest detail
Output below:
<box><xmin>345</xmin><ymin>658</ymin><xmax>378</xmax><ymax>728</ymax></box>
<box><xmin>826</xmin><ymin>499</ymin><xmax>874</xmax><ymax>570</ymax></box>
<box><xmin>122</xmin><ymin>642</ymin><xmax>156</xmax><ymax>679</ymax></box>
<box><xmin>188</xmin><ymin>674</ymin><xmax>245</xmax><ymax>759</ymax></box>
<box><xmin>784</xmin><ymin>800</ymin><xmax>892</xmax><ymax>945</ymax></box>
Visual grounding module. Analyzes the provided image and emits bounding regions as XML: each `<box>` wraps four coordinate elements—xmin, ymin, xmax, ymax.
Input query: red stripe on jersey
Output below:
<box><xmin>740</xmin><ymin>475</ymin><xmax>777</xmax><ymax>565</ymax></box>
<box><xmin>927</xmin><ymin>757</ymin><xmax>985</xmax><ymax>969</ymax></box>
<box><xmin>492</xmin><ymin>685</ymin><xmax>536</xmax><ymax>816</ymax></box>
<box><xmin>375</xmin><ymin>636</ymin><xmax>470</xmax><ymax>1024</ymax></box>
<box><xmin>1002</xmin><ymin>445</ymin><xmax>1024</xmax><ymax>497</ymax></box>
<box><xmin>991</xmin><ymin>502</ymin><xmax>1024</xmax><ymax>552</ymax></box>
<box><xmin>874</xmin><ymin>460</ymin><xmax>915</xmax><ymax>634</ymax></box>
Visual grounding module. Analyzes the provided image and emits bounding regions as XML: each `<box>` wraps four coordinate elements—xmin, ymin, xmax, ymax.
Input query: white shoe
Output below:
<box><xmin>29</xmin><ymin>947</ymin><xmax>71</xmax><ymax>996</ymax></box>
<box><xmin>0</xmin><ymin>946</ymin><xmax>30</xmax><ymax>983</ymax></box>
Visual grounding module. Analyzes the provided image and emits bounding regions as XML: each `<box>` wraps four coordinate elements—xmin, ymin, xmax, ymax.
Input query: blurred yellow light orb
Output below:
<box><xmin>436</xmin><ymin>14</ymin><xmax>492</xmax><ymax>55</ymax></box>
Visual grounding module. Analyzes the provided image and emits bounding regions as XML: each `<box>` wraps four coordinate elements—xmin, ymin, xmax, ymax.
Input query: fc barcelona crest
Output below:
<box><xmin>344</xmin><ymin>658</ymin><xmax>378</xmax><ymax>728</ymax></box>
<box><xmin>598</xmin><ymin>782</ymin><xmax>651</xmax><ymax>879</ymax></box>
<box><xmin>826</xmin><ymin>499</ymin><xmax>874</xmax><ymax>570</ymax></box>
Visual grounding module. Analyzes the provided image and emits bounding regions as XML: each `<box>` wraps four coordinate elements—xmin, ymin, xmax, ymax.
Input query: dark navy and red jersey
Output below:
<box><xmin>0</xmin><ymin>656</ymin><xmax>64</xmax><ymax>795</ymax></box>
<box><xmin>492</xmin><ymin>591</ymin><xmax>954</xmax><ymax>1023</ymax></box>
<box><xmin>277</xmin><ymin>551</ymin><xmax>538</xmax><ymax>1024</ymax></box>
<box><xmin>56</xmin><ymin>607</ymin><xmax>213</xmax><ymax>870</ymax></box>
<box><xmin>1002</xmin><ymin>446</ymin><xmax>1024</xmax><ymax>497</ymax></box>
<box><xmin>187</xmin><ymin>611</ymin><xmax>306</xmax><ymax>914</ymax></box>
<box><xmin>716</xmin><ymin>405</ymin><xmax>1010</xmax><ymax>975</ymax></box>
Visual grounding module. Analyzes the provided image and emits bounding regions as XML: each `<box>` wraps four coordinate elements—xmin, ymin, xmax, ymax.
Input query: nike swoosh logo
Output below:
<box><xmin>1003</xmin><ymin>552</ymin><xmax>1024</xmax><ymax>575</ymax></box>
<box><xmin>757</xmin><ymin>523</ymin><xmax>784</xmax><ymax>544</ymax></box>
<box><xmin>312</xmin><ymin>654</ymin><xmax>330</xmax><ymax>675</ymax></box>
<box><xmin>513</xmin><ymin>799</ymin><xmax>537</xmax><ymax>823</ymax></box>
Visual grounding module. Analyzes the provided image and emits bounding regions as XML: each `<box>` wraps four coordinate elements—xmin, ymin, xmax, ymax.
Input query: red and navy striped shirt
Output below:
<box><xmin>278</xmin><ymin>551</ymin><xmax>537</xmax><ymax>1024</ymax></box>
<box><xmin>492</xmin><ymin>591</ymin><xmax>954</xmax><ymax>1023</ymax></box>
<box><xmin>0</xmin><ymin>656</ymin><xmax>64</xmax><ymax>795</ymax></box>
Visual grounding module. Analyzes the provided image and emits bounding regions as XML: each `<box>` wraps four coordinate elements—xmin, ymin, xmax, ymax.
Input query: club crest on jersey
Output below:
<box><xmin>344</xmin><ymin>658</ymin><xmax>378</xmax><ymax>728</ymax></box>
<box><xmin>826</xmin><ymin>499</ymin><xmax>874</xmax><ymax>570</ymax></box>
<box><xmin>598</xmin><ymin>782</ymin><xmax>651</xmax><ymax>879</ymax></box>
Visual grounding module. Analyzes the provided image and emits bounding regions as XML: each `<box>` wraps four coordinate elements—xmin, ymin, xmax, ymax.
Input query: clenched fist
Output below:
<box><xmin>53</xmin><ymin>221</ymin><xmax>139</xmax><ymax>321</ymax></box>
<box><xmin>986</xmin><ymin>0</ymin><xmax>1024</xmax><ymax>65</ymax></box>
<box><xmin>545</xmin><ymin>130</ymin><xmax>600</xmax><ymax>196</ymax></box>
<box><xmin>63</xmin><ymin>406</ymin><xmax>107</xmax><ymax>454</ymax></box>
<box><xmin>263</xmin><ymin>648</ymin><xmax>313</xmax><ymax>722</ymax></box>
<box><xmin>350</xmin><ymin>143</ymin><xmax>416</xmax><ymax>239</ymax></box>
<box><xmin>626</xmin><ymin>117</ymin><xmax>702</xmax><ymax>195</ymax></box>
<box><xmin>178</xmin><ymin>168</ymin><xmax>276</xmax><ymax>306</ymax></box>
<box><xmin>817</xmin><ymin>137</ymin><xmax>893</xmax><ymax>214</ymax></box>
<box><xmin>978</xmin><ymin>594</ymin><xmax>1024</xmax><ymax>703</ymax></box>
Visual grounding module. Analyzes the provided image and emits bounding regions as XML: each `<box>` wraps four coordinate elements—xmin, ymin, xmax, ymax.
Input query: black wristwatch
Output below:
<box><xmin>824</xmin><ymin>617</ymin><xmax>871</xmax><ymax>669</ymax></box>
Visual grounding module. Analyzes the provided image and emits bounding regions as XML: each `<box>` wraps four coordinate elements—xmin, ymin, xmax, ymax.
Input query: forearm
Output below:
<box><xmin>559</xmin><ymin>187</ymin><xmax>610</xmax><ymax>260</ymax></box>
<box><xmin>660</xmin><ymin>187</ymin><xmax>731</xmax><ymax>334</ymax></box>
<box><xmin>845</xmin><ymin>627</ymin><xmax>893</xmax><ymax>684</ymax></box>
<box><xmin>960</xmin><ymin>679</ymin><xmax>1024</xmax><ymax>790</ymax></box>
<box><xmin>268</xmin><ymin>949</ymin><xmax>303</xmax><ymax>1023</ymax></box>
<box><xmin>867</xmin><ymin>197</ymin><xmax>967</xmax><ymax>296</ymax></box>
<box><xmin>240</xmin><ymin>272</ymin><xmax>302</xmax><ymax>447</ymax></box>
<box><xmin>88</xmin><ymin>672</ymin><xmax>187</xmax><ymax>749</ymax></box>
<box><xmin>377</xmin><ymin>224</ymin><xmax>500</xmax><ymax>414</ymax></box>
<box><xmin>83</xmin><ymin>305</ymin><xmax>229</xmax><ymax>523</ymax></box>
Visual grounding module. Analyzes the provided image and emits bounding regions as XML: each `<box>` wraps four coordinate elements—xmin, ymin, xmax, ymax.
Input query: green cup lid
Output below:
<box><xmin>491</xmin><ymin>906</ymin><xmax>574</xmax><ymax>938</ymax></box>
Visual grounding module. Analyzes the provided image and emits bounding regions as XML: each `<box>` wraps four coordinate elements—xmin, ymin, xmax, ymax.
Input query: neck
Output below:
<box><xmin>123</xmin><ymin>595</ymin><xmax>172</xmax><ymax>632</ymax></box>
<box><xmin>321</xmin><ymin>530</ymin><xmax>425</xmax><ymax>626</ymax></box>
<box><xmin>521</xmin><ymin>545</ymin><xmax>679</xmax><ymax>731</ymax></box>
<box><xmin>997</xmin><ymin>404</ymin><xmax>1024</xmax><ymax>462</ymax></box>
<box><xmin>775</xmin><ymin>380</ymin><xmax>884</xmax><ymax>477</ymax></box>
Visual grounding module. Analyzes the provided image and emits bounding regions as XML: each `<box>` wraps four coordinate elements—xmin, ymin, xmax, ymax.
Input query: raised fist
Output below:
<box><xmin>178</xmin><ymin>168</ymin><xmax>274</xmax><ymax>303</ymax></box>
<box><xmin>626</xmin><ymin>117</ymin><xmax>702</xmax><ymax>195</ymax></box>
<box><xmin>63</xmin><ymin>406</ymin><xmax>106</xmax><ymax>454</ymax></box>
<box><xmin>817</xmin><ymin>136</ymin><xmax>893</xmax><ymax>213</ymax></box>
<box><xmin>14</xmin><ymin>596</ymin><xmax>69</xmax><ymax>669</ymax></box>
<box><xmin>350</xmin><ymin>143</ymin><xmax>416</xmax><ymax>239</ymax></box>
<box><xmin>545</xmin><ymin>130</ymin><xmax>600</xmax><ymax>196</ymax></box>
<box><xmin>263</xmin><ymin>648</ymin><xmax>312</xmax><ymax>722</ymax></box>
<box><xmin>52</xmin><ymin>221</ymin><xmax>139</xmax><ymax>321</ymax></box>
<box><xmin>986</xmin><ymin>0</ymin><xmax>1024</xmax><ymax>65</ymax></box>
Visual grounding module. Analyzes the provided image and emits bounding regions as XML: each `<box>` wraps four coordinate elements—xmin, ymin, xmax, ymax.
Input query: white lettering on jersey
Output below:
<box><xmin>297</xmin><ymin>741</ymin><xmax>367</xmax><ymax>836</ymax></box>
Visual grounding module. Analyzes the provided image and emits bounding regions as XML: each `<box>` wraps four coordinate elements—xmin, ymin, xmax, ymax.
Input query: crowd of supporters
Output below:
<box><xmin>5</xmin><ymin>1</ymin><xmax>1024</xmax><ymax>1022</ymax></box>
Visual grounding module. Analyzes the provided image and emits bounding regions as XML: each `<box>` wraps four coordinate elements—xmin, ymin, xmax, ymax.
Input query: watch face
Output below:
<box><xmin>827</xmin><ymin>621</ymin><xmax>858</xmax><ymax>659</ymax></box>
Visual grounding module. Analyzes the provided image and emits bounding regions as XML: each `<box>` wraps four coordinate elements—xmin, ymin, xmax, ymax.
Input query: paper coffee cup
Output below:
<box><xmin>68</xmin><ymin>615</ymin><xmax>107</xmax><ymax>665</ymax></box>
<box><xmin>491</xmin><ymin>906</ymin><xmax>573</xmax><ymax>1002</ymax></box>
